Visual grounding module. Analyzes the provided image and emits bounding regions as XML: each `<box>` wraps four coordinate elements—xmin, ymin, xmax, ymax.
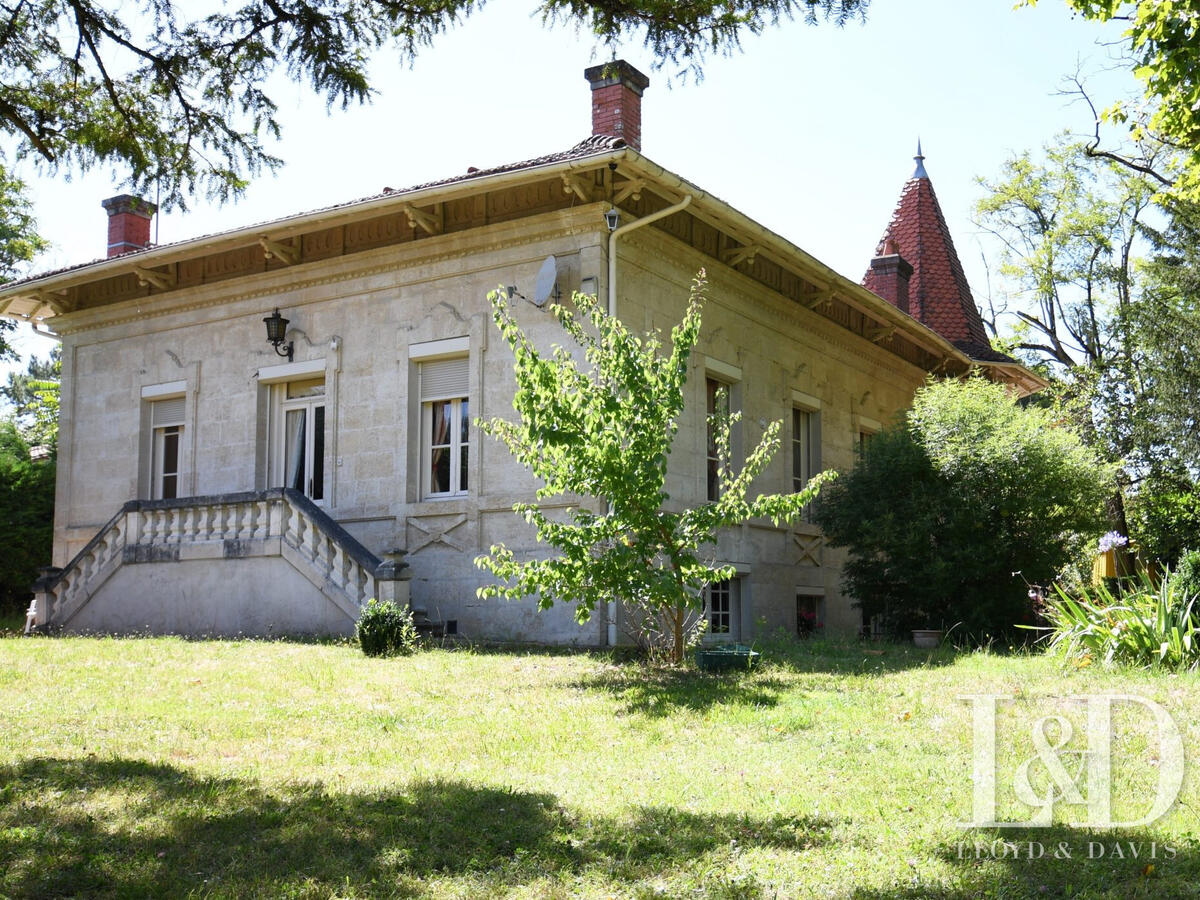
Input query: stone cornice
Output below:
<box><xmin>625</xmin><ymin>226</ymin><xmax>928</xmax><ymax>383</ymax></box>
<box><xmin>52</xmin><ymin>208</ymin><xmax>608</xmax><ymax>338</ymax></box>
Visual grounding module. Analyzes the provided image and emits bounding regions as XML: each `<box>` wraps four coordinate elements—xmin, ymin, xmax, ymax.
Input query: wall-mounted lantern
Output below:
<box><xmin>263</xmin><ymin>308</ymin><xmax>294</xmax><ymax>361</ymax></box>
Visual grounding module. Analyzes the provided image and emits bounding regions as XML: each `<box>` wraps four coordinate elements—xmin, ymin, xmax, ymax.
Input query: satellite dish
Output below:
<box><xmin>532</xmin><ymin>255</ymin><xmax>559</xmax><ymax>307</ymax></box>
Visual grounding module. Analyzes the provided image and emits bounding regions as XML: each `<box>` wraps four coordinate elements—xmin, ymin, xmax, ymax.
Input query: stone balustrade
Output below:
<box><xmin>26</xmin><ymin>488</ymin><xmax>408</xmax><ymax>635</ymax></box>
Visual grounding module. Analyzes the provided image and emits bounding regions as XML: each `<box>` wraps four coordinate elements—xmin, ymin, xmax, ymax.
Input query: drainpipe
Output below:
<box><xmin>604</xmin><ymin>192</ymin><xmax>693</xmax><ymax>647</ymax></box>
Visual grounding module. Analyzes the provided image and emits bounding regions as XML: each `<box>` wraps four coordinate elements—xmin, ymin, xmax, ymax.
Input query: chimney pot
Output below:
<box><xmin>584</xmin><ymin>60</ymin><xmax>650</xmax><ymax>151</ymax></box>
<box><xmin>102</xmin><ymin>194</ymin><xmax>157</xmax><ymax>258</ymax></box>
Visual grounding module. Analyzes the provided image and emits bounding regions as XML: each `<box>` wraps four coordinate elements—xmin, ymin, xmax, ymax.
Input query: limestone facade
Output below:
<box><xmin>2</xmin><ymin>105</ymin><xmax>1036</xmax><ymax>642</ymax></box>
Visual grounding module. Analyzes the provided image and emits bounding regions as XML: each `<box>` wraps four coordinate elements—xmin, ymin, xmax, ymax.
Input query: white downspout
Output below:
<box><xmin>604</xmin><ymin>192</ymin><xmax>694</xmax><ymax>647</ymax></box>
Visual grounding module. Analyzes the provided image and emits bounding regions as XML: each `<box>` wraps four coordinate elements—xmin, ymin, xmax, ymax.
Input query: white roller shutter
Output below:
<box><xmin>420</xmin><ymin>357</ymin><xmax>469</xmax><ymax>401</ymax></box>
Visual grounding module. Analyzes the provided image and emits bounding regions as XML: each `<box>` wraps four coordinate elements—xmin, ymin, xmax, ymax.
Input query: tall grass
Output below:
<box><xmin>1037</xmin><ymin>573</ymin><xmax>1200</xmax><ymax>670</ymax></box>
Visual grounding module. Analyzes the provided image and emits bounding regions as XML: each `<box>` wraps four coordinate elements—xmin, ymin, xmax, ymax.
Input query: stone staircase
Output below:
<box><xmin>26</xmin><ymin>488</ymin><xmax>411</xmax><ymax>636</ymax></box>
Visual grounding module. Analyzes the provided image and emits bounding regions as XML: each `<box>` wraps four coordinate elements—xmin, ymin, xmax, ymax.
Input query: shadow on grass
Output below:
<box><xmin>757</xmin><ymin>636</ymin><xmax>963</xmax><ymax>676</ymax></box>
<box><xmin>570</xmin><ymin>665</ymin><xmax>792</xmax><ymax>716</ymax></box>
<box><xmin>567</xmin><ymin>637</ymin><xmax>966</xmax><ymax>716</ymax></box>
<box><xmin>849</xmin><ymin>825</ymin><xmax>1200</xmax><ymax>899</ymax></box>
<box><xmin>0</xmin><ymin>757</ymin><xmax>833</xmax><ymax>897</ymax></box>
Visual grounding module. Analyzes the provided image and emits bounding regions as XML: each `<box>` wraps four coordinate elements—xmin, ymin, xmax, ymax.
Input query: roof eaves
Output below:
<box><xmin>0</xmin><ymin>136</ymin><xmax>632</xmax><ymax>300</ymax></box>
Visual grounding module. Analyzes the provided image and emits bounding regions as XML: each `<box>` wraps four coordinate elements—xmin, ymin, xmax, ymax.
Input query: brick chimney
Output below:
<box><xmin>866</xmin><ymin>238</ymin><xmax>913</xmax><ymax>315</ymax></box>
<box><xmin>584</xmin><ymin>60</ymin><xmax>650</xmax><ymax>150</ymax></box>
<box><xmin>102</xmin><ymin>194</ymin><xmax>157</xmax><ymax>257</ymax></box>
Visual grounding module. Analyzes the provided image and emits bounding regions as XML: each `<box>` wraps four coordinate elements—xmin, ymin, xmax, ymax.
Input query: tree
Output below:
<box><xmin>1029</xmin><ymin>1</ymin><xmax>1200</xmax><ymax>199</ymax></box>
<box><xmin>0</xmin><ymin>418</ymin><xmax>55</xmax><ymax>615</ymax></box>
<box><xmin>3</xmin><ymin>348</ymin><xmax>59</xmax><ymax>418</ymax></box>
<box><xmin>814</xmin><ymin>377</ymin><xmax>1111</xmax><ymax>642</ymax></box>
<box><xmin>474</xmin><ymin>273</ymin><xmax>833</xmax><ymax>663</ymax></box>
<box><xmin>0</xmin><ymin>163</ymin><xmax>47</xmax><ymax>346</ymax></box>
<box><xmin>1135</xmin><ymin>198</ymin><xmax>1200</xmax><ymax>470</ymax></box>
<box><xmin>976</xmin><ymin>137</ymin><xmax>1200</xmax><ymax>566</ymax></box>
<box><xmin>2</xmin><ymin>348</ymin><xmax>62</xmax><ymax>453</ymax></box>
<box><xmin>0</xmin><ymin>2</ymin><xmax>864</xmax><ymax>241</ymax></box>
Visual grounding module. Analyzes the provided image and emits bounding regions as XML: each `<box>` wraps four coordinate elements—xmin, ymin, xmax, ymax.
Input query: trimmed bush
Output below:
<box><xmin>355</xmin><ymin>599</ymin><xmax>420</xmax><ymax>657</ymax></box>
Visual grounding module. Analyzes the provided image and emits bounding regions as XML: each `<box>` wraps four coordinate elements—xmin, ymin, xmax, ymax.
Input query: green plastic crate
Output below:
<box><xmin>695</xmin><ymin>643</ymin><xmax>761</xmax><ymax>672</ymax></box>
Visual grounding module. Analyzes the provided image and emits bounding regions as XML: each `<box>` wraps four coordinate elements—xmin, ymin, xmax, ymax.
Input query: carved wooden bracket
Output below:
<box><xmin>400</xmin><ymin>203</ymin><xmax>441</xmax><ymax>235</ymax></box>
<box><xmin>133</xmin><ymin>265</ymin><xmax>176</xmax><ymax>290</ymax></box>
<box><xmin>560</xmin><ymin>174</ymin><xmax>592</xmax><ymax>203</ymax></box>
<box><xmin>258</xmin><ymin>236</ymin><xmax>301</xmax><ymax>265</ymax></box>
<box><xmin>722</xmin><ymin>245</ymin><xmax>758</xmax><ymax>268</ymax></box>
<box><xmin>868</xmin><ymin>326</ymin><xmax>896</xmax><ymax>344</ymax></box>
<box><xmin>804</xmin><ymin>288</ymin><xmax>834</xmax><ymax>310</ymax></box>
<box><xmin>613</xmin><ymin>179</ymin><xmax>645</xmax><ymax>204</ymax></box>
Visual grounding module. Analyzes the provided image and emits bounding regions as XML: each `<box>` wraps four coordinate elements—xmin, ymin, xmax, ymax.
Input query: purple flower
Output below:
<box><xmin>1098</xmin><ymin>531</ymin><xmax>1128</xmax><ymax>554</ymax></box>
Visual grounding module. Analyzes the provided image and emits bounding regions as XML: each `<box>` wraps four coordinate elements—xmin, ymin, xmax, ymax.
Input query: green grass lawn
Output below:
<box><xmin>2</xmin><ymin>635</ymin><xmax>1199</xmax><ymax>898</ymax></box>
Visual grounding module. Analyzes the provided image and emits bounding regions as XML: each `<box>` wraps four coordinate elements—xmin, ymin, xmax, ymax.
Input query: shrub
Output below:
<box><xmin>1127</xmin><ymin>471</ymin><xmax>1200</xmax><ymax>567</ymax></box>
<box><xmin>815</xmin><ymin>377</ymin><xmax>1111</xmax><ymax>642</ymax></box>
<box><xmin>0</xmin><ymin>420</ymin><xmax>55</xmax><ymax>615</ymax></box>
<box><xmin>1169</xmin><ymin>549</ymin><xmax>1200</xmax><ymax>605</ymax></box>
<box><xmin>1037</xmin><ymin>574</ymin><xmax>1200</xmax><ymax>671</ymax></box>
<box><xmin>355</xmin><ymin>599</ymin><xmax>420</xmax><ymax>657</ymax></box>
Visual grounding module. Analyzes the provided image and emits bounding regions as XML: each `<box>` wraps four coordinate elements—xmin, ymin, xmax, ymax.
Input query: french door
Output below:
<box><xmin>275</xmin><ymin>378</ymin><xmax>325</xmax><ymax>504</ymax></box>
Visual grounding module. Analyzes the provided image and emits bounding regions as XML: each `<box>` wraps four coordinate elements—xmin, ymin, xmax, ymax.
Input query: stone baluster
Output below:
<box><xmin>239</xmin><ymin>502</ymin><xmax>253</xmax><ymax>540</ymax></box>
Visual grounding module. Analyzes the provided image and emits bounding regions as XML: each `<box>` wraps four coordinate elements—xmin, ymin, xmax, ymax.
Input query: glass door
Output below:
<box><xmin>277</xmin><ymin>378</ymin><xmax>325</xmax><ymax>504</ymax></box>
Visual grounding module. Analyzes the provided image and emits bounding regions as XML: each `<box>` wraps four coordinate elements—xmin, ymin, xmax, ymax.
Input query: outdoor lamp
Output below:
<box><xmin>264</xmin><ymin>308</ymin><xmax>294</xmax><ymax>361</ymax></box>
<box><xmin>605</xmin><ymin>207</ymin><xmax>620</xmax><ymax>232</ymax></box>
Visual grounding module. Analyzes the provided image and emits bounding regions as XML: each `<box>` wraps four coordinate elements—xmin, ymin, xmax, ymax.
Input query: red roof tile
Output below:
<box><xmin>863</xmin><ymin>161</ymin><xmax>994</xmax><ymax>353</ymax></box>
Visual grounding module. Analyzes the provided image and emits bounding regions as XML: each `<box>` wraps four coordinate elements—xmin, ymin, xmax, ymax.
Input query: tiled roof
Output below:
<box><xmin>863</xmin><ymin>161</ymin><xmax>1001</xmax><ymax>361</ymax></box>
<box><xmin>952</xmin><ymin>340</ymin><xmax>1015</xmax><ymax>364</ymax></box>
<box><xmin>1</xmin><ymin>135</ymin><xmax>629</xmax><ymax>292</ymax></box>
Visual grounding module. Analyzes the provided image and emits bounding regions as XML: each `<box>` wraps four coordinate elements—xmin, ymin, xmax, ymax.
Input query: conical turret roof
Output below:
<box><xmin>863</xmin><ymin>146</ymin><xmax>1001</xmax><ymax>361</ymax></box>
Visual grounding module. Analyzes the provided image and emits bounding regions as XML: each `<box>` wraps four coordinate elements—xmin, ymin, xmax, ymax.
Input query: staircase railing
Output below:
<box><xmin>26</xmin><ymin>488</ymin><xmax>408</xmax><ymax>633</ymax></box>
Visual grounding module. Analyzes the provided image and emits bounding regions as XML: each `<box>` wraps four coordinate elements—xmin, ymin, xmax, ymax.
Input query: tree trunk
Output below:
<box><xmin>672</xmin><ymin>606</ymin><xmax>684</xmax><ymax>665</ymax></box>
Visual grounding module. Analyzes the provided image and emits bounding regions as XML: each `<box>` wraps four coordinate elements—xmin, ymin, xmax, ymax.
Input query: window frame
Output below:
<box><xmin>149</xmin><ymin>396</ymin><xmax>186</xmax><ymax>500</ymax></box>
<box><xmin>703</xmin><ymin>578</ymin><xmax>741</xmax><ymax>643</ymax></box>
<box><xmin>790</xmin><ymin>390</ymin><xmax>822</xmax><ymax>522</ymax></box>
<box><xmin>140</xmin><ymin>385</ymin><xmax>189</xmax><ymax>502</ymax></box>
<box><xmin>421</xmin><ymin>394</ymin><xmax>469</xmax><ymax>498</ymax></box>
<box><xmin>274</xmin><ymin>378</ymin><xmax>327</xmax><ymax>504</ymax></box>
<box><xmin>416</xmin><ymin>352</ymin><xmax>470</xmax><ymax>500</ymax></box>
<box><xmin>796</xmin><ymin>589</ymin><xmax>825</xmax><ymax>637</ymax></box>
<box><xmin>705</xmin><ymin>376</ymin><xmax>729</xmax><ymax>502</ymax></box>
<box><xmin>703</xmin><ymin>357</ymin><xmax>742</xmax><ymax>503</ymax></box>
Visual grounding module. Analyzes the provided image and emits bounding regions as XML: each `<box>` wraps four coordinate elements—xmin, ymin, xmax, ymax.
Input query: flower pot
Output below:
<box><xmin>1093</xmin><ymin>548</ymin><xmax>1117</xmax><ymax>581</ymax></box>
<box><xmin>912</xmin><ymin>629</ymin><xmax>942</xmax><ymax>649</ymax></box>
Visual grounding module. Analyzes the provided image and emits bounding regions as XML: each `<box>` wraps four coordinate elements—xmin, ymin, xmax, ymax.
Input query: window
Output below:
<box><xmin>706</xmin><ymin>377</ymin><xmax>729</xmax><ymax>501</ymax></box>
<box><xmin>276</xmin><ymin>377</ymin><xmax>325</xmax><ymax>502</ymax></box>
<box><xmin>150</xmin><ymin>396</ymin><xmax>185</xmax><ymax>500</ymax></box>
<box><xmin>856</xmin><ymin>416</ymin><xmax>881</xmax><ymax>458</ymax></box>
<box><xmin>792</xmin><ymin>408</ymin><xmax>815</xmax><ymax>493</ymax></box>
<box><xmin>791</xmin><ymin>398</ymin><xmax>821</xmax><ymax>521</ymax></box>
<box><xmin>796</xmin><ymin>592</ymin><xmax>824</xmax><ymax>637</ymax></box>
<box><xmin>704</xmin><ymin>579</ymin><xmax>740</xmax><ymax>642</ymax></box>
<box><xmin>420</xmin><ymin>356</ymin><xmax>469</xmax><ymax>498</ymax></box>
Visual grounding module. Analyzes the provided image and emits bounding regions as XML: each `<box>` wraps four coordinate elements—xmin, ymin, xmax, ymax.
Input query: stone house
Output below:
<box><xmin>2</xmin><ymin>61</ymin><xmax>1041</xmax><ymax>643</ymax></box>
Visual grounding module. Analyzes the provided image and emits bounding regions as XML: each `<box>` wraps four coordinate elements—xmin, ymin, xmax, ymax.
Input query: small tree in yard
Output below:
<box><xmin>475</xmin><ymin>272</ymin><xmax>833</xmax><ymax>663</ymax></box>
<box><xmin>815</xmin><ymin>377</ymin><xmax>1111</xmax><ymax>643</ymax></box>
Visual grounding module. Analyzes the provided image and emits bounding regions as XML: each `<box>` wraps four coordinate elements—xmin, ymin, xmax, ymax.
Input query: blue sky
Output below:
<box><xmin>6</xmin><ymin>0</ymin><xmax>1134</xmax><ymax>368</ymax></box>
